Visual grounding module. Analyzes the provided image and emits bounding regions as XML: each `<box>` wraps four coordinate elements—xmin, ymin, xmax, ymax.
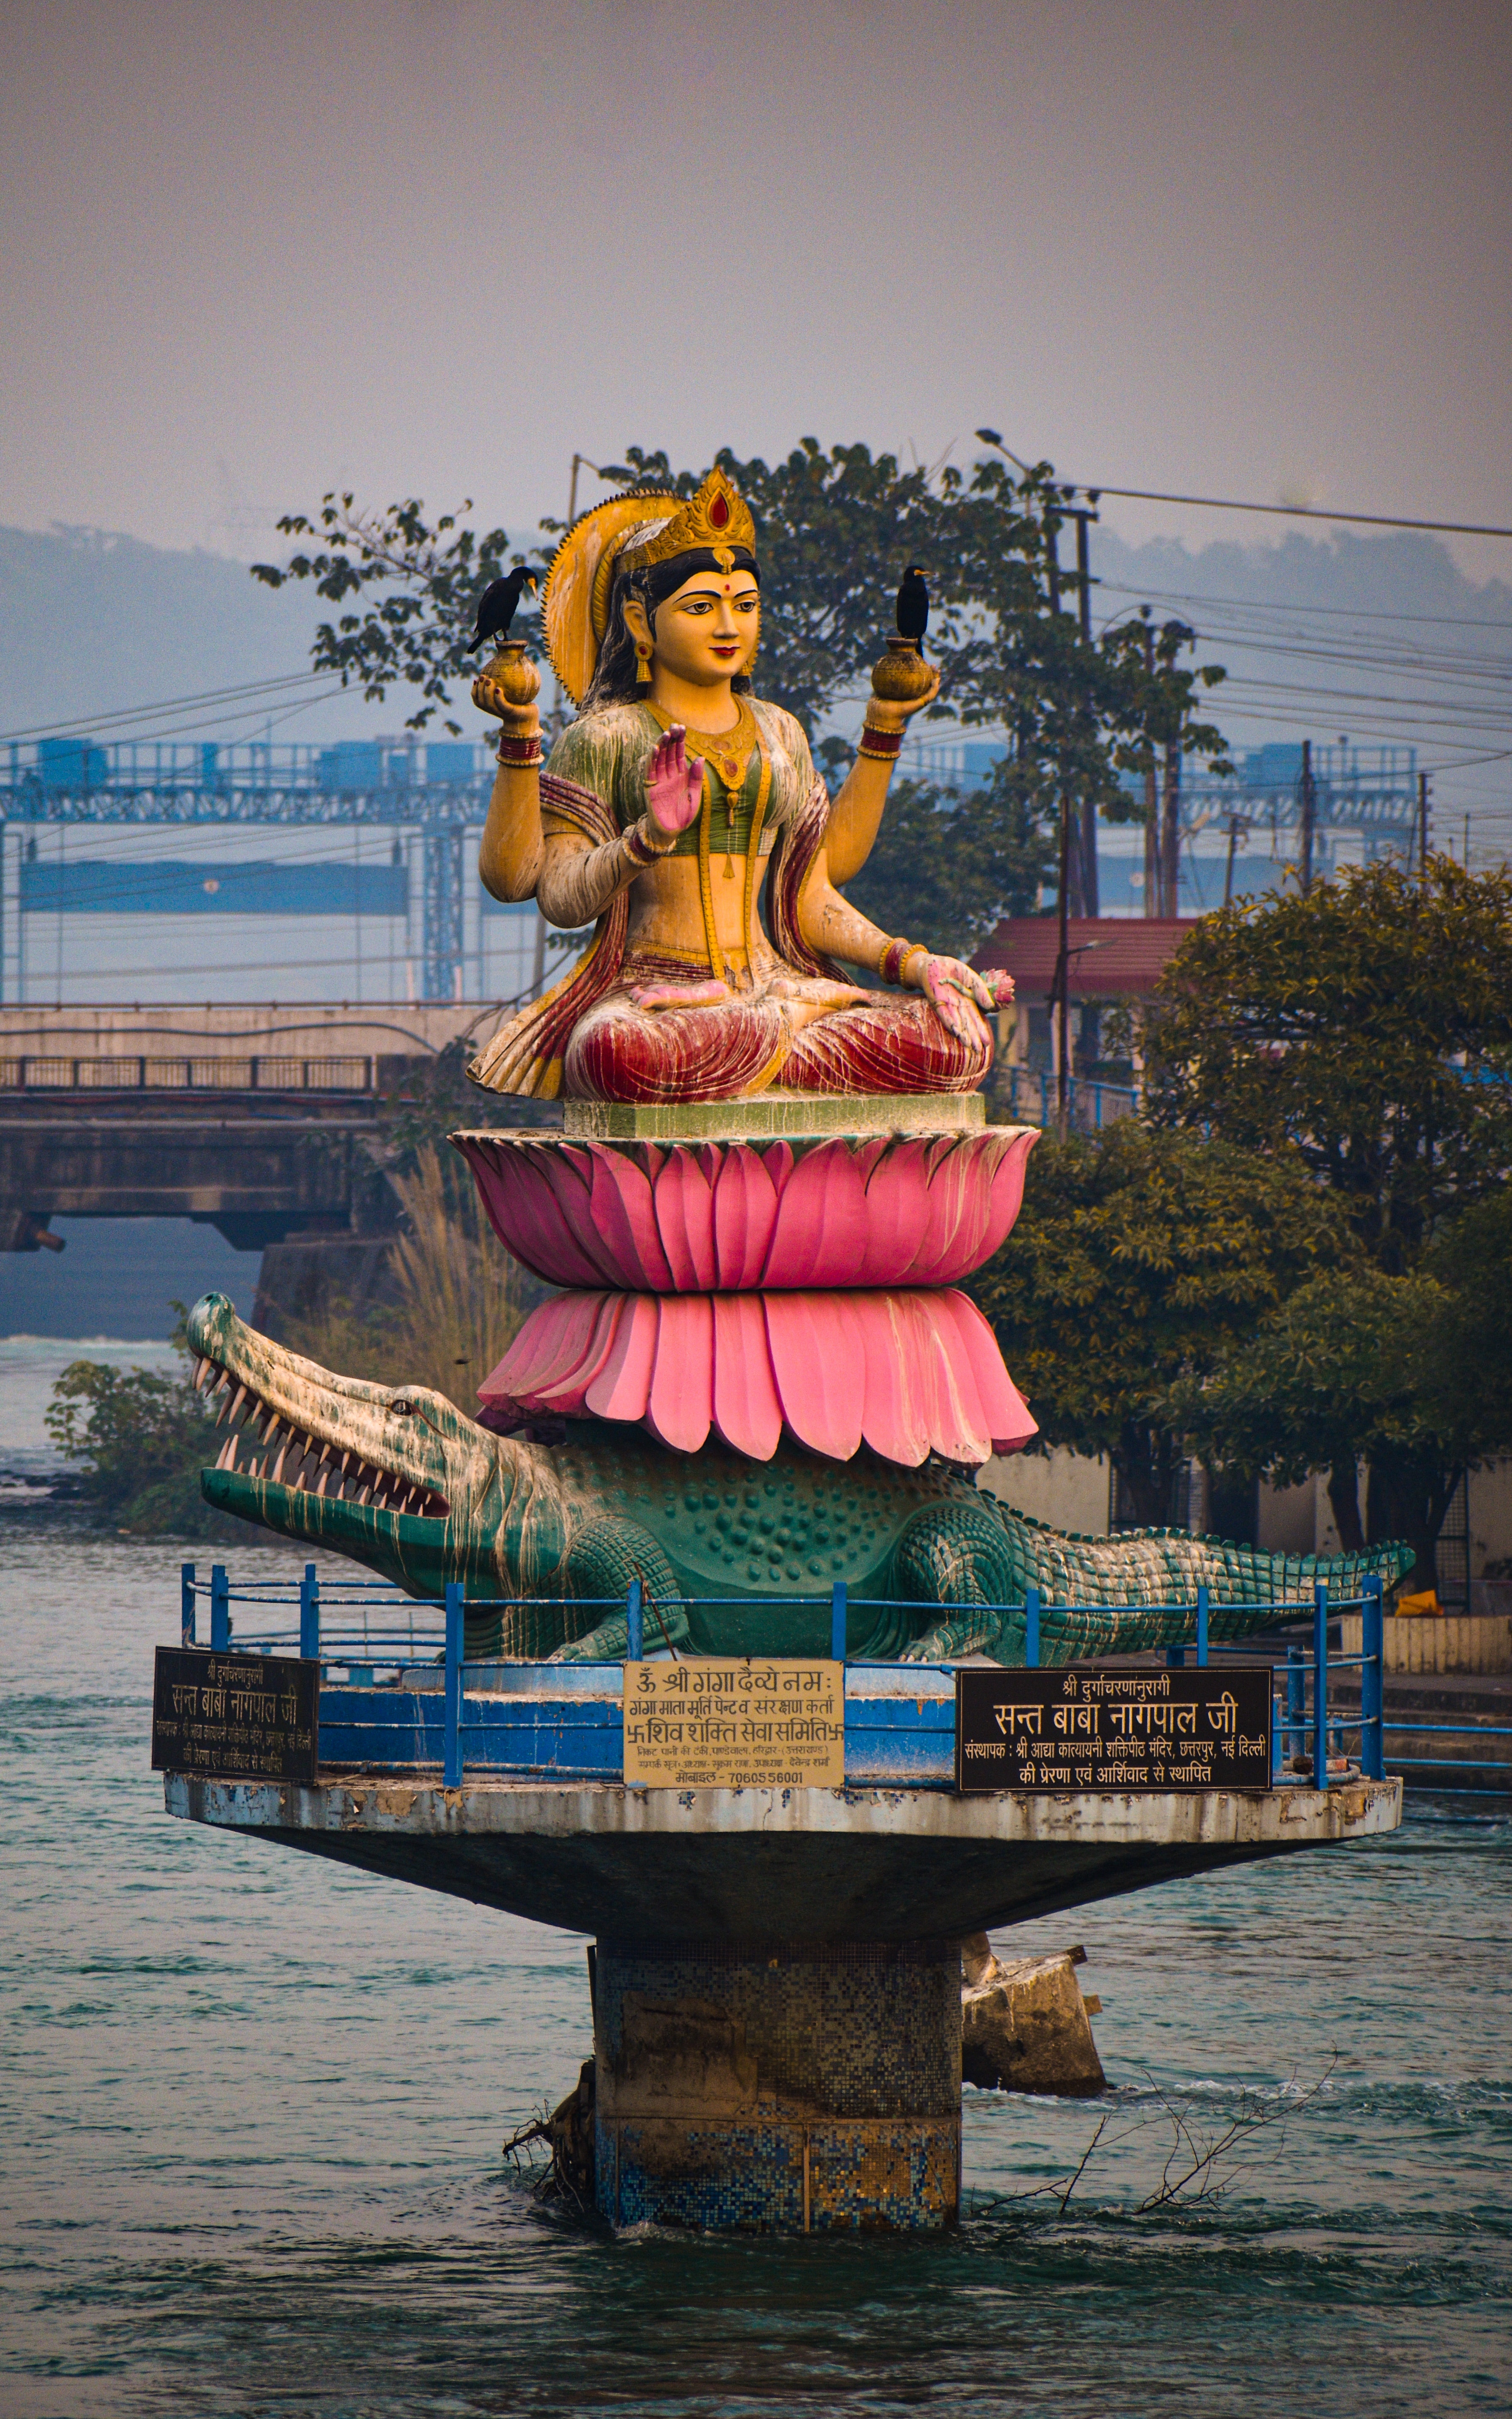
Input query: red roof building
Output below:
<box><xmin>973</xmin><ymin>917</ymin><xmax>1201</xmax><ymax>1004</ymax></box>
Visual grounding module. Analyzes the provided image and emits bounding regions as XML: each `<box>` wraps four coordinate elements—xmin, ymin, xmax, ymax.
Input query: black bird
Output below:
<box><xmin>896</xmin><ymin>565</ymin><xmax>929</xmax><ymax>650</ymax></box>
<box><xmin>470</xmin><ymin>566</ymin><xmax>540</xmax><ymax>651</ymax></box>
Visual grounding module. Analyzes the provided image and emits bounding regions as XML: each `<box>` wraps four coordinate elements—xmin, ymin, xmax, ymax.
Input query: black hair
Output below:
<box><xmin>581</xmin><ymin>545</ymin><xmax>760</xmax><ymax>711</ymax></box>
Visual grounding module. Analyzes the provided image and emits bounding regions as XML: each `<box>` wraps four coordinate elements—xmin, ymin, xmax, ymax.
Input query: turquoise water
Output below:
<box><xmin>3</xmin><ymin>1525</ymin><xmax>1509</xmax><ymax>2416</ymax></box>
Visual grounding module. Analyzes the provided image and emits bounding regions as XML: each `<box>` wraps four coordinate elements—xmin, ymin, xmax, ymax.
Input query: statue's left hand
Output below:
<box><xmin>909</xmin><ymin>955</ymin><xmax>1013</xmax><ymax>1045</ymax></box>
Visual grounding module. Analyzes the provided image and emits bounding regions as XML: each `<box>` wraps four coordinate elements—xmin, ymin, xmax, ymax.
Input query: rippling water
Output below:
<box><xmin>4</xmin><ymin>1518</ymin><xmax>1509</xmax><ymax>2416</ymax></box>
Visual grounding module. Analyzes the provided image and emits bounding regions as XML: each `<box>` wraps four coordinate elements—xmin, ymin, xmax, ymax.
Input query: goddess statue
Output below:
<box><xmin>466</xmin><ymin>468</ymin><xmax>1011</xmax><ymax>1104</ymax></box>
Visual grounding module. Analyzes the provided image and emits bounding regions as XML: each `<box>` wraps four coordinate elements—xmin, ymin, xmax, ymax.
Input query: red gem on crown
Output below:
<box><xmin>709</xmin><ymin>490</ymin><xmax>730</xmax><ymax>530</ymax></box>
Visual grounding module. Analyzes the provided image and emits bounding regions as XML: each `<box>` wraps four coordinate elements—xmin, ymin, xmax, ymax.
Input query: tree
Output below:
<box><xmin>1101</xmin><ymin>610</ymin><xmax>1233</xmax><ymax>916</ymax></box>
<box><xmin>252</xmin><ymin>498</ymin><xmax>531</xmax><ymax>731</ymax></box>
<box><xmin>1145</xmin><ymin>869</ymin><xmax>1512</xmax><ymax>1578</ymax></box>
<box><xmin>45</xmin><ymin>1348</ymin><xmax>241</xmax><ymax>1538</ymax></box>
<box><xmin>1176</xmin><ymin>1197</ymin><xmax>1512</xmax><ymax>1586</ymax></box>
<box><xmin>967</xmin><ymin>1122</ymin><xmax>1346</xmax><ymax>1525</ymax></box>
<box><xmin>1144</xmin><ymin>856</ymin><xmax>1512</xmax><ymax>1271</ymax></box>
<box><xmin>253</xmin><ymin>437</ymin><xmax>1229</xmax><ymax>929</ymax></box>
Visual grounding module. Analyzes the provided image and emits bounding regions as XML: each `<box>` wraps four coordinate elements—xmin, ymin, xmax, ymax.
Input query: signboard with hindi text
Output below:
<box><xmin>152</xmin><ymin>1646</ymin><xmax>319</xmax><ymax>1783</ymax></box>
<box><xmin>955</xmin><ymin>1664</ymin><xmax>1273</xmax><ymax>1793</ymax></box>
<box><xmin>623</xmin><ymin>1659</ymin><xmax>845</xmax><ymax>1789</ymax></box>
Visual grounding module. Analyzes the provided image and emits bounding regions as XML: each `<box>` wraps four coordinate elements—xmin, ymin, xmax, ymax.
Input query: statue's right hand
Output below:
<box><xmin>645</xmin><ymin>727</ymin><xmax>704</xmax><ymax>841</ymax></box>
<box><xmin>472</xmin><ymin>668</ymin><xmax>537</xmax><ymax>730</ymax></box>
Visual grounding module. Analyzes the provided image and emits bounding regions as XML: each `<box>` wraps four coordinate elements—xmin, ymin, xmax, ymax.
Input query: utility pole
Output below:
<box><xmin>1223</xmin><ymin>813</ymin><xmax>1248</xmax><ymax>907</ymax></box>
<box><xmin>1054</xmin><ymin>791</ymin><xmax>1071</xmax><ymax>1134</ymax></box>
<box><xmin>1141</xmin><ymin>613</ymin><xmax>1159</xmax><ymax>919</ymax></box>
<box><xmin>1299</xmin><ymin>739</ymin><xmax>1316</xmax><ymax>891</ymax></box>
<box><xmin>1160</xmin><ymin>740</ymin><xmax>1182</xmax><ymax>917</ymax></box>
<box><xmin>1059</xmin><ymin>499</ymin><xmax>1101</xmax><ymax>919</ymax></box>
<box><xmin>1418</xmin><ymin>769</ymin><xmax>1430</xmax><ymax>881</ymax></box>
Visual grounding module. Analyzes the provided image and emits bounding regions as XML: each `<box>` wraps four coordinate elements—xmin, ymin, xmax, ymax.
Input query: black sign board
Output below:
<box><xmin>955</xmin><ymin>1664</ymin><xmax>1273</xmax><ymax>1793</ymax></box>
<box><xmin>152</xmin><ymin>1646</ymin><xmax>319</xmax><ymax>1783</ymax></box>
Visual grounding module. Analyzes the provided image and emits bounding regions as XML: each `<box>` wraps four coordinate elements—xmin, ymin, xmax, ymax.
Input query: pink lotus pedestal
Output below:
<box><xmin>453</xmin><ymin>1121</ymin><xmax>1039</xmax><ymax>1471</ymax></box>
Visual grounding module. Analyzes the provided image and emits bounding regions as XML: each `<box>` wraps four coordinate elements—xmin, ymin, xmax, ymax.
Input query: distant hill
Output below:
<box><xmin>0</xmin><ymin>524</ymin><xmax>392</xmax><ymax>744</ymax></box>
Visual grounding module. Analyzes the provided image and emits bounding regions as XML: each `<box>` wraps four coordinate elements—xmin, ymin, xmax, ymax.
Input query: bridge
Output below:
<box><xmin>0</xmin><ymin>1002</ymin><xmax>558</xmax><ymax>1327</ymax></box>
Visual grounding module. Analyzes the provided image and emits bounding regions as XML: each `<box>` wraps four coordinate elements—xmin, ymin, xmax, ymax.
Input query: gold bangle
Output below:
<box><xmin>624</xmin><ymin>816</ymin><xmax>678</xmax><ymax>867</ymax></box>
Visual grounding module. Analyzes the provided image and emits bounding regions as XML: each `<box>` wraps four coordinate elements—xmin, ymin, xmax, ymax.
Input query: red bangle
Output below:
<box><xmin>496</xmin><ymin>732</ymin><xmax>543</xmax><ymax>768</ymax></box>
<box><xmin>624</xmin><ymin>819</ymin><xmax>674</xmax><ymax>867</ymax></box>
<box><xmin>881</xmin><ymin>938</ymin><xmax>917</xmax><ymax>985</ymax></box>
<box><xmin>858</xmin><ymin>721</ymin><xmax>904</xmax><ymax>761</ymax></box>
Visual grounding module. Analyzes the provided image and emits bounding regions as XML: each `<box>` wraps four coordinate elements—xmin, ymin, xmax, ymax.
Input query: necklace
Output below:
<box><xmin>645</xmin><ymin>696</ymin><xmax>757</xmax><ymax>794</ymax></box>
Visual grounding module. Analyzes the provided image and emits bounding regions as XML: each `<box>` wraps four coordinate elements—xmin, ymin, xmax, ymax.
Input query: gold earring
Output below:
<box><xmin>635</xmin><ymin>643</ymin><xmax>653</xmax><ymax>686</ymax></box>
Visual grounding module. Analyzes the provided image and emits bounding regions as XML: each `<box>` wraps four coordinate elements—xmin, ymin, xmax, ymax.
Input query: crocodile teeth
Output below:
<box><xmin>316</xmin><ymin>1469</ymin><xmax>331</xmax><ymax>1498</ymax></box>
<box><xmin>317</xmin><ymin>1439</ymin><xmax>333</xmax><ymax>1468</ymax></box>
<box><xmin>357</xmin><ymin>1485</ymin><xmax>371</xmax><ymax>1506</ymax></box>
<box><xmin>193</xmin><ymin>1357</ymin><xmax>213</xmax><ymax>1391</ymax></box>
<box><xmin>272</xmin><ymin>1444</ymin><xmax>288</xmax><ymax>1483</ymax></box>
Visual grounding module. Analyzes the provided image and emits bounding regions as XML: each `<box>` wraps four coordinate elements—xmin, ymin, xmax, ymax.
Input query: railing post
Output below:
<box><xmin>625</xmin><ymin>1579</ymin><xmax>643</xmax><ymax>1662</ymax></box>
<box><xmin>1196</xmin><ymin>1583</ymin><xmax>1209</xmax><ymax>1668</ymax></box>
<box><xmin>180</xmin><ymin>1561</ymin><xmax>196</xmax><ymax>1647</ymax></box>
<box><xmin>1287</xmin><ymin>1645</ymin><xmax>1305</xmax><ymax>1764</ymax></box>
<box><xmin>830</xmin><ymin>1580</ymin><xmax>848</xmax><ymax>1665</ymax></box>
<box><xmin>1362</xmin><ymin>1573</ymin><xmax>1384</xmax><ymax>1781</ymax></box>
<box><xmin>210</xmin><ymin>1563</ymin><xmax>230</xmax><ymax>1651</ymax></box>
<box><xmin>443</xmin><ymin>1581</ymin><xmax>464</xmax><ymax>1787</ymax></box>
<box><xmin>1313</xmin><ymin>1581</ymin><xmax>1329</xmax><ymax>1791</ymax></box>
<box><xmin>300</xmin><ymin>1563</ymin><xmax>320</xmax><ymax>1663</ymax></box>
<box><xmin>1025</xmin><ymin>1587</ymin><xmax>1040</xmax><ymax>1667</ymax></box>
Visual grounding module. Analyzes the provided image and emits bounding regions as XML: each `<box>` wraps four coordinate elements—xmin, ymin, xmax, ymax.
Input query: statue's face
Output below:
<box><xmin>648</xmin><ymin>568</ymin><xmax>761</xmax><ymax>686</ymax></box>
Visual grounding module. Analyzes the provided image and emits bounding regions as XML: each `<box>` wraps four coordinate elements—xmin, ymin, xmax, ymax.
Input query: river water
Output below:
<box><xmin>2</xmin><ymin>1356</ymin><xmax>1509</xmax><ymax>2416</ymax></box>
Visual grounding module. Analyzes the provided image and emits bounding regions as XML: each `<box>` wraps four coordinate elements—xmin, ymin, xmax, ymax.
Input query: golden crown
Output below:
<box><xmin>619</xmin><ymin>467</ymin><xmax>756</xmax><ymax>574</ymax></box>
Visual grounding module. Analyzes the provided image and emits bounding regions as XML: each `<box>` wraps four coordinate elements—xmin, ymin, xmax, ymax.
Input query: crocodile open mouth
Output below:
<box><xmin>193</xmin><ymin>1352</ymin><xmax>451</xmax><ymax>1521</ymax></box>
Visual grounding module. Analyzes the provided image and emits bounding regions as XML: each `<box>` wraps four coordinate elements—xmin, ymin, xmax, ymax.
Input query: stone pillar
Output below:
<box><xmin>591</xmin><ymin>1940</ymin><xmax>961</xmax><ymax>2232</ymax></box>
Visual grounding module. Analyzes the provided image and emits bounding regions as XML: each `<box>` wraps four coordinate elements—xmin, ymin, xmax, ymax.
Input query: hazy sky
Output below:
<box><xmin>3</xmin><ymin>0</ymin><xmax>1509</xmax><ymax>578</ymax></box>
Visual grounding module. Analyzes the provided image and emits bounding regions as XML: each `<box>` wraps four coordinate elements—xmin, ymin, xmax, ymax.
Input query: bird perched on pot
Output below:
<box><xmin>896</xmin><ymin>566</ymin><xmax>929</xmax><ymax>652</ymax></box>
<box><xmin>470</xmin><ymin>566</ymin><xmax>540</xmax><ymax>652</ymax></box>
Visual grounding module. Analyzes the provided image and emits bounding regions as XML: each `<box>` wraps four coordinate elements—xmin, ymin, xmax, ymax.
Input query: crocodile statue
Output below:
<box><xmin>187</xmin><ymin>1293</ymin><xmax>1411</xmax><ymax>1662</ymax></box>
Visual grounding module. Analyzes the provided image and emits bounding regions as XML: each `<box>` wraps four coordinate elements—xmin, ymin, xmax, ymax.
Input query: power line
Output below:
<box><xmin>1064</xmin><ymin>484</ymin><xmax>1512</xmax><ymax>541</ymax></box>
<box><xmin>0</xmin><ymin>669</ymin><xmax>334</xmax><ymax>748</ymax></box>
<box><xmin>1096</xmin><ymin>580</ymin><xmax>1512</xmax><ymax>636</ymax></box>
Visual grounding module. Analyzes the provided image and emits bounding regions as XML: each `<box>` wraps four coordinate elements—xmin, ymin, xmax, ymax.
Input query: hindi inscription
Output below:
<box><xmin>623</xmin><ymin>1659</ymin><xmax>845</xmax><ymax>1789</ymax></box>
<box><xmin>152</xmin><ymin>1646</ymin><xmax>319</xmax><ymax>1783</ymax></box>
<box><xmin>955</xmin><ymin>1665</ymin><xmax>1273</xmax><ymax>1793</ymax></box>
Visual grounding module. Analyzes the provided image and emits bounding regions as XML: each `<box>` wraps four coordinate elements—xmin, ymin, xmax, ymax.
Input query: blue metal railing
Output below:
<box><xmin>175</xmin><ymin>1562</ymin><xmax>1508</xmax><ymax>1795</ymax></box>
<box><xmin>1001</xmin><ymin>1067</ymin><xmax>1140</xmax><ymax>1131</ymax></box>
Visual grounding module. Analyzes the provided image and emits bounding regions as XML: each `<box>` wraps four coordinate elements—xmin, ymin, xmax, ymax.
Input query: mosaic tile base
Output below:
<box><xmin>592</xmin><ymin>1940</ymin><xmax>962</xmax><ymax>2232</ymax></box>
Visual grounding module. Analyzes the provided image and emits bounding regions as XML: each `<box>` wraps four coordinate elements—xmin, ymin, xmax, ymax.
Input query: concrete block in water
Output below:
<box><xmin>960</xmin><ymin>1934</ymin><xmax>1106</xmax><ymax>2097</ymax></box>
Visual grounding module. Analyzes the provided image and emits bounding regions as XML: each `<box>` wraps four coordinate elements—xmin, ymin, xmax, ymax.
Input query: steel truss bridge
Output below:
<box><xmin>0</xmin><ymin>736</ymin><xmax>499</xmax><ymax>1001</ymax></box>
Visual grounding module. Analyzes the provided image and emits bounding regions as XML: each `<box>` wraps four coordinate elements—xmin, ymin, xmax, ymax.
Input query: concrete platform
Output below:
<box><xmin>164</xmin><ymin>1771</ymin><xmax>1402</xmax><ymax>1943</ymax></box>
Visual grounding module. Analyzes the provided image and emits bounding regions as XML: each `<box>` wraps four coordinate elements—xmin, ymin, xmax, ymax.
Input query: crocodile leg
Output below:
<box><xmin>551</xmin><ymin>1518</ymin><xmax>691</xmax><ymax>1663</ymax></box>
<box><xmin>892</xmin><ymin>1502</ymin><xmax>1028</xmax><ymax>1663</ymax></box>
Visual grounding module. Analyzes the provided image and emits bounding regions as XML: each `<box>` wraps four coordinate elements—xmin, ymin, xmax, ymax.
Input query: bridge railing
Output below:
<box><xmin>173</xmin><ymin>1563</ymin><xmax>1511</xmax><ymax>1796</ymax></box>
<box><xmin>1</xmin><ymin>1053</ymin><xmax>375</xmax><ymax>1094</ymax></box>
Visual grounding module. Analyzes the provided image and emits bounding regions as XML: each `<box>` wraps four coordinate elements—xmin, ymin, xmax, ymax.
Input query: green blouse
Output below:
<box><xmin>541</xmin><ymin>699</ymin><xmax>818</xmax><ymax>857</ymax></box>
